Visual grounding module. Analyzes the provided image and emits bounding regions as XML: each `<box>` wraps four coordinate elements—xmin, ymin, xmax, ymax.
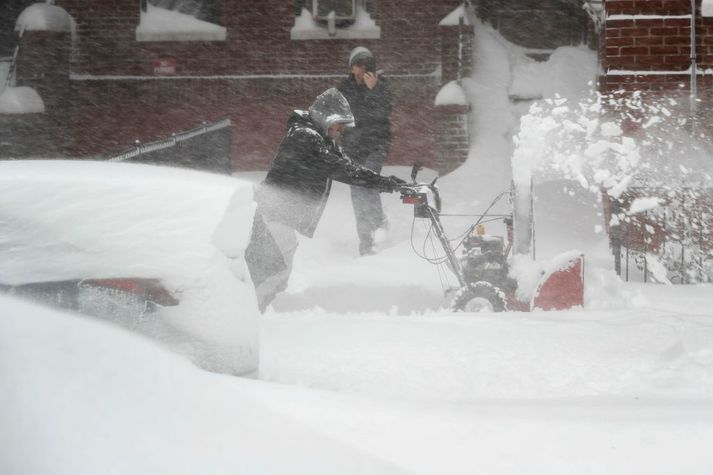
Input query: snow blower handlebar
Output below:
<box><xmin>399</xmin><ymin>167</ymin><xmax>466</xmax><ymax>287</ymax></box>
<box><xmin>398</xmin><ymin>181</ymin><xmax>441</xmax><ymax>216</ymax></box>
<box><xmin>399</xmin><ymin>163</ymin><xmax>441</xmax><ymax>214</ymax></box>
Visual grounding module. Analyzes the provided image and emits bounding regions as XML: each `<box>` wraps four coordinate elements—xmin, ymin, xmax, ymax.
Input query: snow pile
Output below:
<box><xmin>16</xmin><ymin>3</ymin><xmax>72</xmax><ymax>32</ymax></box>
<box><xmin>0</xmin><ymin>86</ymin><xmax>45</xmax><ymax>114</ymax></box>
<box><xmin>442</xmin><ymin>23</ymin><xmax>518</xmax><ymax>206</ymax></box>
<box><xmin>442</xmin><ymin>24</ymin><xmax>598</xmax><ymax>205</ymax></box>
<box><xmin>0</xmin><ymin>296</ymin><xmax>401</xmax><ymax>475</ymax></box>
<box><xmin>0</xmin><ymin>160</ymin><xmax>258</xmax><ymax>375</ymax></box>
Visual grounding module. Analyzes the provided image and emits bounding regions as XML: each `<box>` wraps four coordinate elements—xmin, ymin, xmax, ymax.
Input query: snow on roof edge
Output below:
<box><xmin>440</xmin><ymin>4</ymin><xmax>470</xmax><ymax>26</ymax></box>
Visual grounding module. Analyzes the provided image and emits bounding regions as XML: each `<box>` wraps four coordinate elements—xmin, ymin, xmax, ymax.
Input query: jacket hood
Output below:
<box><xmin>308</xmin><ymin>88</ymin><xmax>355</xmax><ymax>135</ymax></box>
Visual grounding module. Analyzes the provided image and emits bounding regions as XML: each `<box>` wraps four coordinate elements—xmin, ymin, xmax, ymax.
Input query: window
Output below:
<box><xmin>291</xmin><ymin>0</ymin><xmax>380</xmax><ymax>40</ymax></box>
<box><xmin>136</xmin><ymin>0</ymin><xmax>226</xmax><ymax>42</ymax></box>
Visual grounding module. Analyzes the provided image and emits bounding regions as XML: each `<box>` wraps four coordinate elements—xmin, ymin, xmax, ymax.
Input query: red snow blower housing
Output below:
<box><xmin>399</xmin><ymin>164</ymin><xmax>584</xmax><ymax>312</ymax></box>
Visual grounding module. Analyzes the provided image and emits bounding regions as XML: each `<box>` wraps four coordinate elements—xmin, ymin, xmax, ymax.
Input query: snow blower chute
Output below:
<box><xmin>398</xmin><ymin>164</ymin><xmax>584</xmax><ymax>312</ymax></box>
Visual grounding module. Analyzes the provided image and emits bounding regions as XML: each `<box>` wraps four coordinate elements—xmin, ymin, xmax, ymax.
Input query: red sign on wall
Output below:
<box><xmin>153</xmin><ymin>58</ymin><xmax>176</xmax><ymax>76</ymax></box>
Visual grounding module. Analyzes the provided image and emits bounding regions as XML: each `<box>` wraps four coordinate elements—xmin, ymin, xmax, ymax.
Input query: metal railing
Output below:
<box><xmin>106</xmin><ymin>118</ymin><xmax>232</xmax><ymax>174</ymax></box>
<box><xmin>609</xmin><ymin>186</ymin><xmax>713</xmax><ymax>284</ymax></box>
<box><xmin>107</xmin><ymin>118</ymin><xmax>231</xmax><ymax>162</ymax></box>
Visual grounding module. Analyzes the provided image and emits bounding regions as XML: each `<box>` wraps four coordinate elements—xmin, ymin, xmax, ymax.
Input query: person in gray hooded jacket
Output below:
<box><xmin>245</xmin><ymin>88</ymin><xmax>405</xmax><ymax>312</ymax></box>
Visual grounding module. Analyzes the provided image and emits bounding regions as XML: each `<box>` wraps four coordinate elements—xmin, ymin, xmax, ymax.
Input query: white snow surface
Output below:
<box><xmin>0</xmin><ymin>86</ymin><xmax>45</xmax><ymax>114</ymax></box>
<box><xmin>0</xmin><ymin>297</ymin><xmax>403</xmax><ymax>475</ymax></box>
<box><xmin>2</xmin><ymin>17</ymin><xmax>713</xmax><ymax>475</ymax></box>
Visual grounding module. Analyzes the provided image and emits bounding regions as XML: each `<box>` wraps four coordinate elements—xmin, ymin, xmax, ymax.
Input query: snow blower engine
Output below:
<box><xmin>399</xmin><ymin>164</ymin><xmax>584</xmax><ymax>313</ymax></box>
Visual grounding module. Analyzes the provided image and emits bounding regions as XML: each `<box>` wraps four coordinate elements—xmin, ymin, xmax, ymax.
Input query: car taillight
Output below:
<box><xmin>81</xmin><ymin>278</ymin><xmax>179</xmax><ymax>306</ymax></box>
<box><xmin>402</xmin><ymin>196</ymin><xmax>420</xmax><ymax>204</ymax></box>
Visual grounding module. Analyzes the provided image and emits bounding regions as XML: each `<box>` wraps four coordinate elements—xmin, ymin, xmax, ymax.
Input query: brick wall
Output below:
<box><xmin>599</xmin><ymin>0</ymin><xmax>713</xmax><ymax>91</ymax></box>
<box><xmin>598</xmin><ymin>0</ymin><xmax>713</xmax><ymax>139</ymax></box>
<box><xmin>475</xmin><ymin>0</ymin><xmax>589</xmax><ymax>49</ymax></box>
<box><xmin>27</xmin><ymin>0</ymin><xmax>464</xmax><ymax>172</ymax></box>
<box><xmin>0</xmin><ymin>114</ymin><xmax>71</xmax><ymax>158</ymax></box>
<box><xmin>434</xmin><ymin>104</ymin><xmax>471</xmax><ymax>174</ymax></box>
<box><xmin>440</xmin><ymin>23</ymin><xmax>474</xmax><ymax>83</ymax></box>
<box><xmin>14</xmin><ymin>31</ymin><xmax>72</xmax><ymax>111</ymax></box>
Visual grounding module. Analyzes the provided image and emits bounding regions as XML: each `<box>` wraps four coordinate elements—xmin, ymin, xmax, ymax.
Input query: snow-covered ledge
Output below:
<box><xmin>703</xmin><ymin>0</ymin><xmax>713</xmax><ymax>17</ymax></box>
<box><xmin>291</xmin><ymin>7</ymin><xmax>380</xmax><ymax>40</ymax></box>
<box><xmin>136</xmin><ymin>5</ymin><xmax>226</xmax><ymax>42</ymax></box>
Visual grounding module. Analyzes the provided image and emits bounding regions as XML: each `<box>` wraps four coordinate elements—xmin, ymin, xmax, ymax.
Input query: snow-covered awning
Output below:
<box><xmin>16</xmin><ymin>3</ymin><xmax>72</xmax><ymax>32</ymax></box>
<box><xmin>0</xmin><ymin>86</ymin><xmax>45</xmax><ymax>114</ymax></box>
<box><xmin>435</xmin><ymin>80</ymin><xmax>468</xmax><ymax>106</ymax></box>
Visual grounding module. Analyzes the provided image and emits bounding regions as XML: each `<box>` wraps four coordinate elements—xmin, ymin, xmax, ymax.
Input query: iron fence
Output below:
<box><xmin>106</xmin><ymin>118</ymin><xmax>232</xmax><ymax>174</ymax></box>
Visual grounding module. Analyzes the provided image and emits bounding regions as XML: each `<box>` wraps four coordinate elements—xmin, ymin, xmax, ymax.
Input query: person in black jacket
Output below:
<box><xmin>338</xmin><ymin>46</ymin><xmax>393</xmax><ymax>255</ymax></box>
<box><xmin>245</xmin><ymin>87</ymin><xmax>405</xmax><ymax>312</ymax></box>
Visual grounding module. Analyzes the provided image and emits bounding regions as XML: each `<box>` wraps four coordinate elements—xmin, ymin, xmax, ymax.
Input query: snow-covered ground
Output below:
<box><xmin>2</xmin><ymin>20</ymin><xmax>713</xmax><ymax>475</ymax></box>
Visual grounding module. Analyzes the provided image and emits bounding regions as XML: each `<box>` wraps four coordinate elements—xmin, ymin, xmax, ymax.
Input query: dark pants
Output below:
<box><xmin>244</xmin><ymin>212</ymin><xmax>298</xmax><ymax>313</ymax></box>
<box><xmin>350</xmin><ymin>148</ymin><xmax>387</xmax><ymax>255</ymax></box>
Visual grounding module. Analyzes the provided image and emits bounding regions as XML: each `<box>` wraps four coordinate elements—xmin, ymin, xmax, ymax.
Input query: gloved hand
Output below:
<box><xmin>378</xmin><ymin>175</ymin><xmax>407</xmax><ymax>193</ymax></box>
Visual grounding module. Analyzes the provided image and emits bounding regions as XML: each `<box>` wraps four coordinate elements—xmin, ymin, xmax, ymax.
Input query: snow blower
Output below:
<box><xmin>399</xmin><ymin>164</ymin><xmax>584</xmax><ymax>312</ymax></box>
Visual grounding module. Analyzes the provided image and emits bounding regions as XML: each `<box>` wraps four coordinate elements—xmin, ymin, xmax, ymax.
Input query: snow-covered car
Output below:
<box><xmin>0</xmin><ymin>160</ymin><xmax>259</xmax><ymax>375</ymax></box>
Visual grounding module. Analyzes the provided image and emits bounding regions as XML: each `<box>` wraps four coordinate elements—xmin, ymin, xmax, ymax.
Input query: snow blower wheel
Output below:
<box><xmin>451</xmin><ymin>282</ymin><xmax>507</xmax><ymax>313</ymax></box>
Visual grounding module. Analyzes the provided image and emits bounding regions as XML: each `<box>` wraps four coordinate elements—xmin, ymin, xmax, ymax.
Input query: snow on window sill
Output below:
<box><xmin>136</xmin><ymin>30</ymin><xmax>226</xmax><ymax>42</ymax></box>
<box><xmin>136</xmin><ymin>5</ymin><xmax>226</xmax><ymax>42</ymax></box>
<box><xmin>290</xmin><ymin>6</ymin><xmax>380</xmax><ymax>41</ymax></box>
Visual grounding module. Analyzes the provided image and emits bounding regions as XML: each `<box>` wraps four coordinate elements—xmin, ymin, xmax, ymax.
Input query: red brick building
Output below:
<box><xmin>3</xmin><ymin>0</ymin><xmax>476</xmax><ymax>172</ymax></box>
